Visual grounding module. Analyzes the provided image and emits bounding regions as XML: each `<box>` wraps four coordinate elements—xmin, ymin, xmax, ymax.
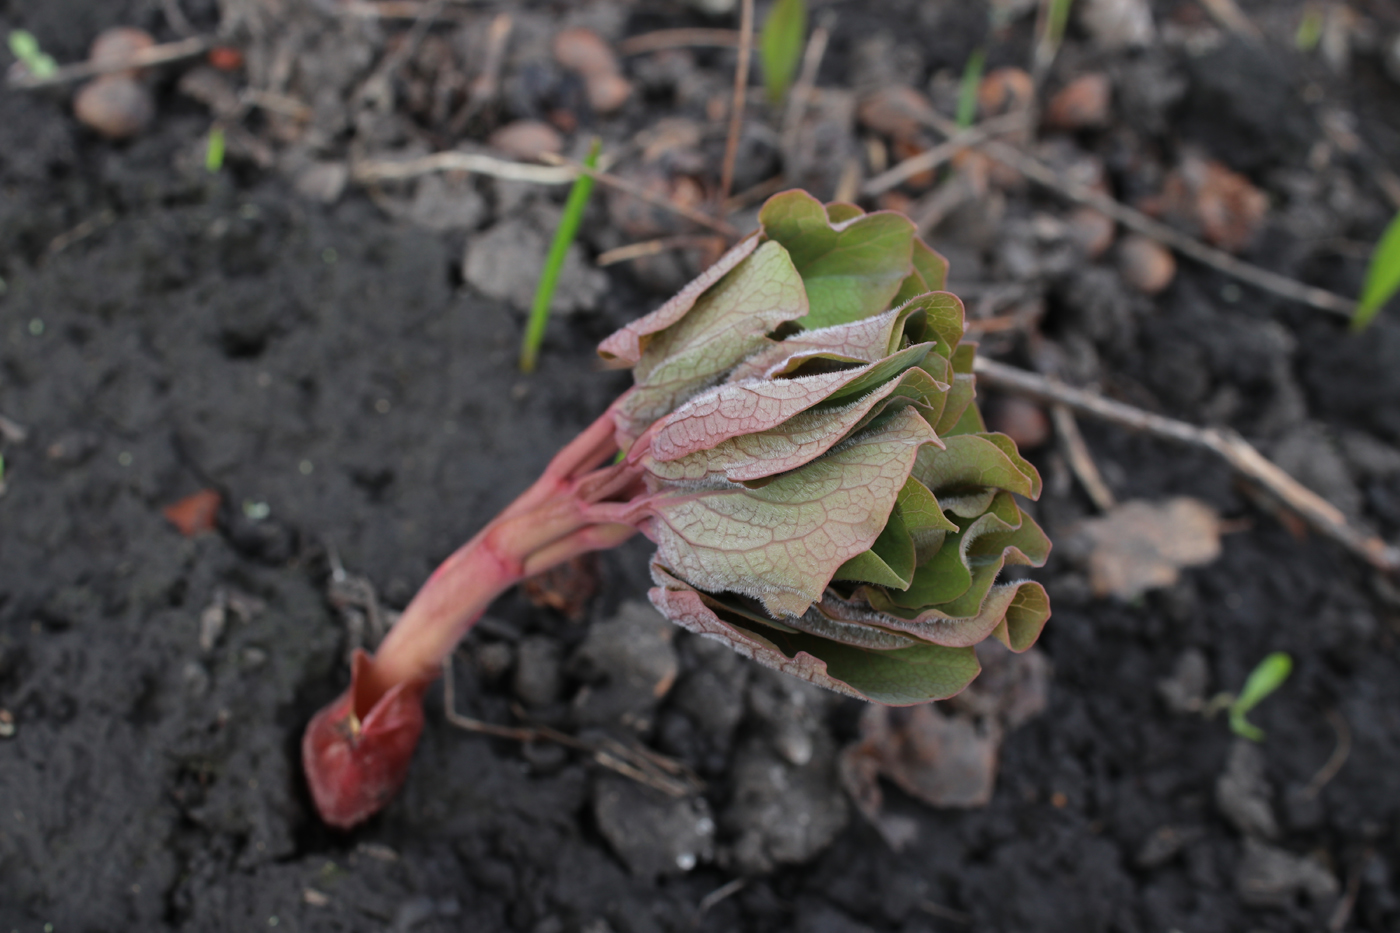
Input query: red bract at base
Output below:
<box><xmin>301</xmin><ymin>191</ymin><xmax>1051</xmax><ymax>828</ymax></box>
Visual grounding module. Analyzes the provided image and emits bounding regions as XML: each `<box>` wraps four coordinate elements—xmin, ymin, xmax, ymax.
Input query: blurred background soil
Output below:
<box><xmin>3</xmin><ymin>0</ymin><xmax>1400</xmax><ymax>930</ymax></box>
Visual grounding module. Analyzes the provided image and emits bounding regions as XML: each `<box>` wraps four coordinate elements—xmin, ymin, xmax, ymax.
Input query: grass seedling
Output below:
<box><xmin>302</xmin><ymin>190</ymin><xmax>1052</xmax><ymax>827</ymax></box>
<box><xmin>1032</xmin><ymin>0</ymin><xmax>1074</xmax><ymax>78</ymax></box>
<box><xmin>7</xmin><ymin>30</ymin><xmax>57</xmax><ymax>80</ymax></box>
<box><xmin>205</xmin><ymin>126</ymin><xmax>226</xmax><ymax>174</ymax></box>
<box><xmin>519</xmin><ymin>138</ymin><xmax>601</xmax><ymax>373</ymax></box>
<box><xmin>759</xmin><ymin>0</ymin><xmax>807</xmax><ymax>106</ymax></box>
<box><xmin>956</xmin><ymin>48</ymin><xmax>986</xmax><ymax>129</ymax></box>
<box><xmin>1295</xmin><ymin>5</ymin><xmax>1324</xmax><ymax>51</ymax></box>
<box><xmin>1350</xmin><ymin>211</ymin><xmax>1400</xmax><ymax>332</ymax></box>
<box><xmin>1229</xmin><ymin>652</ymin><xmax>1292</xmax><ymax>742</ymax></box>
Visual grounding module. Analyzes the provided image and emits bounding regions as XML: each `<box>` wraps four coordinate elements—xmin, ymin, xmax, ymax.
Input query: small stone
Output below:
<box><xmin>1046</xmin><ymin>74</ymin><xmax>1112</xmax><ymax>130</ymax></box>
<box><xmin>1135</xmin><ymin>824</ymin><xmax>1205</xmax><ymax>869</ymax></box>
<box><xmin>977</xmin><ymin>68</ymin><xmax>1034</xmax><ymax>117</ymax></box>
<box><xmin>570</xmin><ymin>601</ymin><xmax>678</xmax><ymax>730</ymax></box>
<box><xmin>488</xmin><ymin>120</ymin><xmax>564</xmax><ymax>161</ymax></box>
<box><xmin>985</xmin><ymin>396</ymin><xmax>1050</xmax><ymax>450</ymax></box>
<box><xmin>90</xmin><ymin>27</ymin><xmax>155</xmax><ymax>77</ymax></box>
<box><xmin>1236</xmin><ymin>838</ymin><xmax>1339</xmax><ymax>907</ymax></box>
<box><xmin>1078</xmin><ymin>0</ymin><xmax>1156</xmax><ymax>50</ymax></box>
<box><xmin>513</xmin><ymin>636</ymin><xmax>563</xmax><ymax>707</ymax></box>
<box><xmin>408</xmin><ymin>174</ymin><xmax>486</xmax><ymax>232</ymax></box>
<box><xmin>856</xmin><ymin>85</ymin><xmax>935</xmax><ymax>143</ymax></box>
<box><xmin>1216</xmin><ymin>739</ymin><xmax>1279</xmax><ymax>840</ymax></box>
<box><xmin>1117</xmin><ymin>234</ymin><xmax>1175</xmax><ymax>294</ymax></box>
<box><xmin>292</xmin><ymin>162</ymin><xmax>349</xmax><ymax>204</ymax></box>
<box><xmin>593</xmin><ymin>773</ymin><xmax>714</xmax><ymax>878</ymax></box>
<box><xmin>552</xmin><ymin>28</ymin><xmax>631</xmax><ymax>114</ymax></box>
<box><xmin>1065</xmin><ymin>207</ymin><xmax>1115</xmax><ymax>259</ymax></box>
<box><xmin>74</xmin><ymin>75</ymin><xmax>155</xmax><ymax>139</ymax></box>
<box><xmin>723</xmin><ymin>734</ymin><xmax>849</xmax><ymax>874</ymax></box>
<box><xmin>1156</xmin><ymin>648</ymin><xmax>1209</xmax><ymax>714</ymax></box>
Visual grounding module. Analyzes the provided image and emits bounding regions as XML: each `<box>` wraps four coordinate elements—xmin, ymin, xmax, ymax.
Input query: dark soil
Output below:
<box><xmin>4</xmin><ymin>1</ymin><xmax>1400</xmax><ymax>932</ymax></box>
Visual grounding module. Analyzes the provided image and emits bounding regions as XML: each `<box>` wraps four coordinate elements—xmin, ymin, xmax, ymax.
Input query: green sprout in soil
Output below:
<box><xmin>1228</xmin><ymin>651</ymin><xmax>1292</xmax><ymax>742</ymax></box>
<box><xmin>7</xmin><ymin>30</ymin><xmax>57</xmax><ymax>80</ymax></box>
<box><xmin>956</xmin><ymin>47</ymin><xmax>986</xmax><ymax>129</ymax></box>
<box><xmin>519</xmin><ymin>138</ymin><xmax>601</xmax><ymax>373</ymax></box>
<box><xmin>1351</xmin><ymin>211</ymin><xmax>1400</xmax><ymax>332</ymax></box>
<box><xmin>760</xmin><ymin>0</ymin><xmax>807</xmax><ymax>106</ymax></box>
<box><xmin>205</xmin><ymin>126</ymin><xmax>226</xmax><ymax>174</ymax></box>
<box><xmin>304</xmin><ymin>189</ymin><xmax>1052</xmax><ymax>828</ymax></box>
<box><xmin>1295</xmin><ymin>5</ymin><xmax>1324</xmax><ymax>52</ymax></box>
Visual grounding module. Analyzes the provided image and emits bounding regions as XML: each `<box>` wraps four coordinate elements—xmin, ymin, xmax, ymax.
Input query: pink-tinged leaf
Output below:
<box><xmin>848</xmin><ymin>579</ymin><xmax>1051</xmax><ymax>650</ymax></box>
<box><xmin>649</xmin><ymin>564</ymin><xmax>982</xmax><ymax>704</ymax></box>
<box><xmin>597</xmin><ymin>235</ymin><xmax>760</xmax><ymax>367</ymax></box>
<box><xmin>640</xmin><ymin>408</ymin><xmax>937</xmax><ymax>618</ymax></box>
<box><xmin>759</xmin><ymin>190</ymin><xmax>917</xmax><ymax>328</ymax></box>
<box><xmin>615</xmin><ymin>241</ymin><xmax>810</xmax><ymax>441</ymax></box>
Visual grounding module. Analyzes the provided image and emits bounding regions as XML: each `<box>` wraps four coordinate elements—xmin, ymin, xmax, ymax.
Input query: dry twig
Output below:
<box><xmin>540</xmin><ymin>152</ymin><xmax>740</xmax><ymax>238</ymax></box>
<box><xmin>597</xmin><ymin>235</ymin><xmax>725</xmax><ymax>266</ymax></box>
<box><xmin>1303</xmin><ymin>707</ymin><xmax>1352</xmax><ymax>799</ymax></box>
<box><xmin>862</xmin><ymin>112</ymin><xmax>1028</xmax><ymax>197</ymax></box>
<box><xmin>915</xmin><ymin>111</ymin><xmax>1356</xmax><ymax>317</ymax></box>
<box><xmin>353</xmin><ymin>151</ymin><xmax>576</xmax><ymax>184</ymax></box>
<box><xmin>779</xmin><ymin>24</ymin><xmax>831</xmax><ymax>163</ymax></box>
<box><xmin>7</xmin><ymin>35</ymin><xmax>213</xmax><ymax>89</ymax></box>
<box><xmin>1051</xmin><ymin>404</ymin><xmax>1117</xmax><ymax>512</ymax></box>
<box><xmin>617</xmin><ymin>28</ymin><xmax>741</xmax><ymax>56</ymax></box>
<box><xmin>449</xmin><ymin>11</ymin><xmax>512</xmax><ymax>133</ymax></box>
<box><xmin>973</xmin><ymin>357</ymin><xmax>1400</xmax><ymax>573</ymax></box>
<box><xmin>1196</xmin><ymin>0</ymin><xmax>1261</xmax><ymax>38</ymax></box>
<box><xmin>718</xmin><ymin>0</ymin><xmax>756</xmax><ymax>207</ymax></box>
<box><xmin>442</xmin><ymin>657</ymin><xmax>701</xmax><ymax>797</ymax></box>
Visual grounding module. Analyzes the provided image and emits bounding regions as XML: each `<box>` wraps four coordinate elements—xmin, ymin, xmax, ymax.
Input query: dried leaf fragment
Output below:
<box><xmin>1071</xmin><ymin>497</ymin><xmax>1222</xmax><ymax>599</ymax></box>
<box><xmin>162</xmin><ymin>488</ymin><xmax>222</xmax><ymax>536</ymax></box>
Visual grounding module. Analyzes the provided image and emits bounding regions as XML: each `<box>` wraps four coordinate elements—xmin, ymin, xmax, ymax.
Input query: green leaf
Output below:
<box><xmin>956</xmin><ymin>47</ymin><xmax>986</xmax><ymax>129</ymax></box>
<box><xmin>895</xmin><ymin>476</ymin><xmax>959</xmax><ymax>562</ymax></box>
<box><xmin>913</xmin><ymin>433</ymin><xmax>1039</xmax><ymax>499</ymax></box>
<box><xmin>647</xmin><ymin>356</ymin><xmax>938</xmax><ymax>483</ymax></box>
<box><xmin>759</xmin><ymin>190</ymin><xmax>916</xmax><ymax>328</ymax></box>
<box><xmin>521</xmin><ymin>137</ymin><xmax>601</xmax><ymax>372</ymax></box>
<box><xmin>8</xmin><ymin>30</ymin><xmax>57</xmax><ymax>79</ymax></box>
<box><xmin>614</xmin><ymin>240</ymin><xmax>808</xmax><ymax>439</ymax></box>
<box><xmin>650</xmin><ymin>565</ymin><xmax>982</xmax><ymax>704</ymax></box>
<box><xmin>1229</xmin><ymin>652</ymin><xmax>1292</xmax><ymax>742</ymax></box>
<box><xmin>833</xmin><ymin>502</ymin><xmax>915</xmax><ymax>588</ymax></box>
<box><xmin>1352</xmin><ymin>212</ymin><xmax>1400</xmax><ymax>332</ymax></box>
<box><xmin>760</xmin><ymin>0</ymin><xmax>807</xmax><ymax>105</ymax></box>
<box><xmin>641</xmin><ymin>408</ymin><xmax>936</xmax><ymax>618</ymax></box>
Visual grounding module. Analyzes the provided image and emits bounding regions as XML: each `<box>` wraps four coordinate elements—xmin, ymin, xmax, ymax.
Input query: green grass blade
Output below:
<box><xmin>956</xmin><ymin>48</ymin><xmax>986</xmax><ymax>129</ymax></box>
<box><xmin>205</xmin><ymin>127</ymin><xmax>227</xmax><ymax>174</ymax></box>
<box><xmin>760</xmin><ymin>0</ymin><xmax>807</xmax><ymax>106</ymax></box>
<box><xmin>8</xmin><ymin>30</ymin><xmax>57</xmax><ymax>79</ymax></box>
<box><xmin>1351</xmin><ymin>211</ymin><xmax>1400</xmax><ymax>332</ymax></box>
<box><xmin>519</xmin><ymin>138</ymin><xmax>602</xmax><ymax>373</ymax></box>
<box><xmin>1228</xmin><ymin>651</ymin><xmax>1292</xmax><ymax>742</ymax></box>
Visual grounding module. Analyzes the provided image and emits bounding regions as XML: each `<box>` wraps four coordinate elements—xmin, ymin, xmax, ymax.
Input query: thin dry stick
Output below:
<box><xmin>723</xmin><ymin>172</ymin><xmax>789</xmax><ymax>214</ymax></box>
<box><xmin>973</xmin><ymin>357</ymin><xmax>1400</xmax><ymax>573</ymax></box>
<box><xmin>1328</xmin><ymin>852</ymin><xmax>1366</xmax><ymax>933</ymax></box>
<box><xmin>540</xmin><ymin>152</ymin><xmax>740</xmax><ymax>238</ymax></box>
<box><xmin>1197</xmin><ymin>0</ymin><xmax>1262</xmax><ymax>37</ymax></box>
<box><xmin>862</xmin><ymin>112</ymin><xmax>1028</xmax><ymax>197</ymax></box>
<box><xmin>1050</xmin><ymin>404</ymin><xmax>1117</xmax><ymax>512</ymax></box>
<box><xmin>1303</xmin><ymin>707</ymin><xmax>1352</xmax><ymax>799</ymax></box>
<box><xmin>597</xmin><ymin>235</ymin><xmax>724</xmax><ymax>267</ymax></box>
<box><xmin>718</xmin><ymin>0</ymin><xmax>756</xmax><ymax>208</ymax></box>
<box><xmin>916</xmin><ymin>110</ymin><xmax>1356</xmax><ymax>317</ymax></box>
<box><xmin>779</xmin><ymin>24</ymin><xmax>831</xmax><ymax>159</ymax></box>
<box><xmin>442</xmin><ymin>658</ymin><xmax>700</xmax><ymax>796</ymax></box>
<box><xmin>449</xmin><ymin>11</ymin><xmax>512</xmax><ymax>134</ymax></box>
<box><xmin>697</xmin><ymin>878</ymin><xmax>748</xmax><ymax>917</ymax></box>
<box><xmin>8</xmin><ymin>35</ymin><xmax>213</xmax><ymax>89</ymax></box>
<box><xmin>354</xmin><ymin>151</ymin><xmax>575</xmax><ymax>184</ymax></box>
<box><xmin>617</xmin><ymin>28</ymin><xmax>741</xmax><ymax>56</ymax></box>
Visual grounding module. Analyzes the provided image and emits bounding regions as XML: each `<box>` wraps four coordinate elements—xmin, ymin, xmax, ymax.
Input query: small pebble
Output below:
<box><xmin>986</xmin><ymin>397</ymin><xmax>1051</xmax><ymax>450</ymax></box>
<box><xmin>74</xmin><ymin>75</ymin><xmax>155</xmax><ymax>139</ymax></box>
<box><xmin>856</xmin><ymin>85</ymin><xmax>933</xmax><ymax>142</ymax></box>
<box><xmin>1116</xmin><ymin>234</ymin><xmax>1175</xmax><ymax>294</ymax></box>
<box><xmin>488</xmin><ymin>120</ymin><xmax>564</xmax><ymax>161</ymax></box>
<box><xmin>1065</xmin><ymin>206</ymin><xmax>1115</xmax><ymax>259</ymax></box>
<box><xmin>0</xmin><ymin>709</ymin><xmax>14</xmax><ymax>738</ymax></box>
<box><xmin>89</xmin><ymin>27</ymin><xmax>155</xmax><ymax>76</ymax></box>
<box><xmin>1046</xmin><ymin>74</ymin><xmax>1112</xmax><ymax>130</ymax></box>
<box><xmin>978</xmin><ymin>68</ymin><xmax>1034</xmax><ymax>116</ymax></box>
<box><xmin>552</xmin><ymin>28</ymin><xmax>631</xmax><ymax>113</ymax></box>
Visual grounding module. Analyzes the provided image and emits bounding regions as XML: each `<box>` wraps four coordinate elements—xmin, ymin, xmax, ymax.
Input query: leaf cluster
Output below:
<box><xmin>598</xmin><ymin>191</ymin><xmax>1051</xmax><ymax>704</ymax></box>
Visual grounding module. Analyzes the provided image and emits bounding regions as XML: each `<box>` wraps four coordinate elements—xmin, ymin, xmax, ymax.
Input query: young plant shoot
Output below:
<box><xmin>303</xmin><ymin>191</ymin><xmax>1052</xmax><ymax>828</ymax></box>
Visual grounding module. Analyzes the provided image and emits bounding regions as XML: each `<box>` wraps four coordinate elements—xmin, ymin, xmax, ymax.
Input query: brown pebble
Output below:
<box><xmin>857</xmin><ymin>85</ymin><xmax>935</xmax><ymax>142</ymax></box>
<box><xmin>986</xmin><ymin>396</ymin><xmax>1051</xmax><ymax>450</ymax></box>
<box><xmin>978</xmin><ymin>67</ymin><xmax>1035</xmax><ymax>116</ymax></box>
<box><xmin>1065</xmin><ymin>206</ymin><xmax>1115</xmax><ymax>259</ymax></box>
<box><xmin>74</xmin><ymin>75</ymin><xmax>155</xmax><ymax>139</ymax></box>
<box><xmin>1117</xmin><ymin>234</ymin><xmax>1176</xmax><ymax>294</ymax></box>
<box><xmin>89</xmin><ymin>27</ymin><xmax>155</xmax><ymax>77</ymax></box>
<box><xmin>488</xmin><ymin>120</ymin><xmax>564</xmax><ymax>161</ymax></box>
<box><xmin>552</xmin><ymin>27</ymin><xmax>631</xmax><ymax>113</ymax></box>
<box><xmin>1046</xmin><ymin>73</ymin><xmax>1112</xmax><ymax>130</ymax></box>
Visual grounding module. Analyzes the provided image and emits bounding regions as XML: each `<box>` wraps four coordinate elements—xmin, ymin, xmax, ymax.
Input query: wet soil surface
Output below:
<box><xmin>4</xmin><ymin>1</ymin><xmax>1400</xmax><ymax>931</ymax></box>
